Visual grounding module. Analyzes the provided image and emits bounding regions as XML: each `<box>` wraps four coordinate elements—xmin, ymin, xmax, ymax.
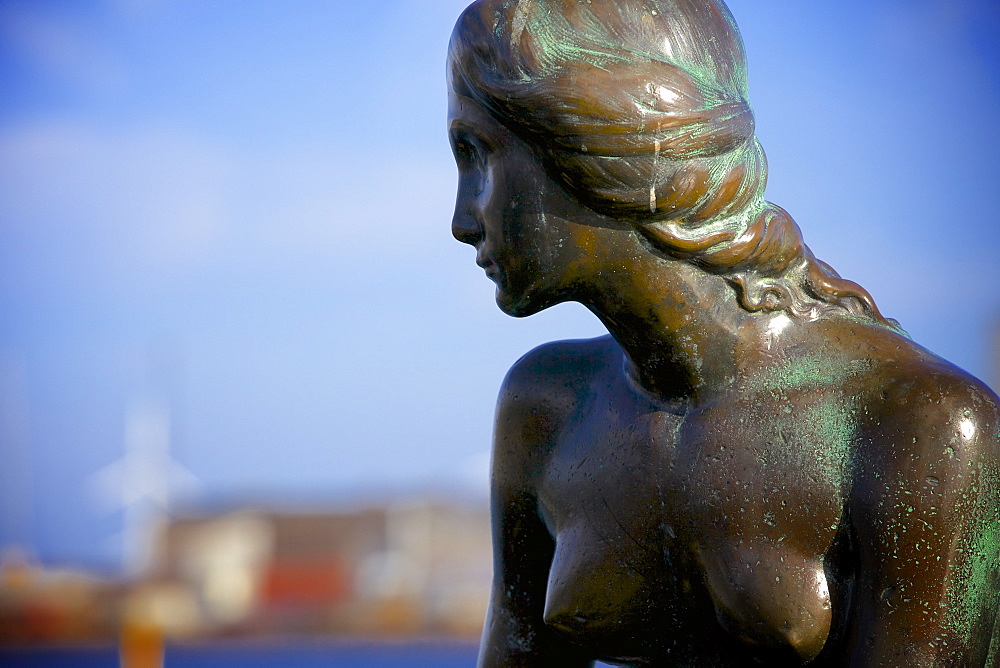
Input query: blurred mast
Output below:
<box><xmin>92</xmin><ymin>341</ymin><xmax>198</xmax><ymax>577</ymax></box>
<box><xmin>0</xmin><ymin>350</ymin><xmax>35</xmax><ymax>564</ymax></box>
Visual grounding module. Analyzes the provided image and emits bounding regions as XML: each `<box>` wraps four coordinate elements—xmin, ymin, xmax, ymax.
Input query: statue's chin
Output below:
<box><xmin>495</xmin><ymin>286</ymin><xmax>562</xmax><ymax>319</ymax></box>
<box><xmin>495</xmin><ymin>292</ymin><xmax>534</xmax><ymax>318</ymax></box>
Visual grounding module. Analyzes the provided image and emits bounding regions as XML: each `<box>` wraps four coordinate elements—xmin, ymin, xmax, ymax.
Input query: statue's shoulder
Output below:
<box><xmin>853</xmin><ymin>325</ymin><xmax>1000</xmax><ymax>466</ymax></box>
<box><xmin>493</xmin><ymin>336</ymin><xmax>620</xmax><ymax>468</ymax></box>
<box><xmin>501</xmin><ymin>334</ymin><xmax>620</xmax><ymax>400</ymax></box>
<box><xmin>813</xmin><ymin>317</ymin><xmax>998</xmax><ymax>423</ymax></box>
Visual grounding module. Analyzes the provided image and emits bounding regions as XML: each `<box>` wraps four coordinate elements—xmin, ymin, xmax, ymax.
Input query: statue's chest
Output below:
<box><xmin>536</xmin><ymin>399</ymin><xmax>849</xmax><ymax>663</ymax></box>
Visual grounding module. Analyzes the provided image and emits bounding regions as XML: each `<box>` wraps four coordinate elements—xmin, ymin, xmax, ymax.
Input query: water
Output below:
<box><xmin>0</xmin><ymin>641</ymin><xmax>479</xmax><ymax>667</ymax></box>
<box><xmin>0</xmin><ymin>642</ymin><xmax>617</xmax><ymax>667</ymax></box>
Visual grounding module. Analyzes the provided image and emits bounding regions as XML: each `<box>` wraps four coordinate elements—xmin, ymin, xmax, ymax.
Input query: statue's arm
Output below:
<box><xmin>477</xmin><ymin>349</ymin><xmax>594</xmax><ymax>668</ymax></box>
<box><xmin>844</xmin><ymin>373</ymin><xmax>1000</xmax><ymax>666</ymax></box>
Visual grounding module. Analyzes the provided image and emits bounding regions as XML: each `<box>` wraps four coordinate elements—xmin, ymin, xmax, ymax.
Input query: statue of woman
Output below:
<box><xmin>447</xmin><ymin>1</ymin><xmax>1000</xmax><ymax>665</ymax></box>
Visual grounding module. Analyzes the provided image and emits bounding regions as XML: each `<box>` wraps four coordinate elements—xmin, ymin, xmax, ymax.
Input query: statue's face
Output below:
<box><xmin>448</xmin><ymin>88</ymin><xmax>597</xmax><ymax>317</ymax></box>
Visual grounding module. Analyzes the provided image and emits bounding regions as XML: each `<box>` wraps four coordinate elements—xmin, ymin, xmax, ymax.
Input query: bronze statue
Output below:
<box><xmin>447</xmin><ymin>1</ymin><xmax>1000</xmax><ymax>665</ymax></box>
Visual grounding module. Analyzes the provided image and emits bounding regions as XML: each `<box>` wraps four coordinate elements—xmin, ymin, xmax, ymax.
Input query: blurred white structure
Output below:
<box><xmin>91</xmin><ymin>398</ymin><xmax>199</xmax><ymax>576</ymax></box>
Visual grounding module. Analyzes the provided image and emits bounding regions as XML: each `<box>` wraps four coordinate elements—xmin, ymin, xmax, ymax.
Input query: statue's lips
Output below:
<box><xmin>477</xmin><ymin>258</ymin><xmax>498</xmax><ymax>277</ymax></box>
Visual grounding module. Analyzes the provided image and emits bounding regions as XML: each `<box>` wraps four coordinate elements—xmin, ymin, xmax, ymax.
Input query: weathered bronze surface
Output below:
<box><xmin>447</xmin><ymin>1</ymin><xmax>1000</xmax><ymax>665</ymax></box>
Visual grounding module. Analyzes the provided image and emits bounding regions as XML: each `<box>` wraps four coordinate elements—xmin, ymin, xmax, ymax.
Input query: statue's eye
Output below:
<box><xmin>454</xmin><ymin>138</ymin><xmax>476</xmax><ymax>161</ymax></box>
<box><xmin>452</xmin><ymin>132</ymin><xmax>488</xmax><ymax>170</ymax></box>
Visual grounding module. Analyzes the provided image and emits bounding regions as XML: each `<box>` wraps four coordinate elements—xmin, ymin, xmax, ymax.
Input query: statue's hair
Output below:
<box><xmin>450</xmin><ymin>0</ymin><xmax>896</xmax><ymax>326</ymax></box>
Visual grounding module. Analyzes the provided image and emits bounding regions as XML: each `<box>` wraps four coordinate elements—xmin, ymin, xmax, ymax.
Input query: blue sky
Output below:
<box><xmin>0</xmin><ymin>0</ymin><xmax>998</xmax><ymax>571</ymax></box>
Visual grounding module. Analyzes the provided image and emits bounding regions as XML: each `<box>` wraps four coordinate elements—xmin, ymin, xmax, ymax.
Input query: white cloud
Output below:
<box><xmin>0</xmin><ymin>4</ymin><xmax>127</xmax><ymax>96</ymax></box>
<box><xmin>0</xmin><ymin>120</ymin><xmax>236</xmax><ymax>278</ymax></box>
<box><xmin>0</xmin><ymin>116</ymin><xmax>458</xmax><ymax>298</ymax></box>
<box><xmin>237</xmin><ymin>147</ymin><xmax>456</xmax><ymax>258</ymax></box>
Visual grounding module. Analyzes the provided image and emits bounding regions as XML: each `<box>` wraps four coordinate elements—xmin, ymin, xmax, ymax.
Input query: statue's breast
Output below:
<box><xmin>670</xmin><ymin>393</ymin><xmax>851</xmax><ymax>660</ymax></box>
<box><xmin>538</xmin><ymin>407</ymin><xmax>724</xmax><ymax>662</ymax></box>
<box><xmin>537</xmin><ymin>397</ymin><xmax>849</xmax><ymax>664</ymax></box>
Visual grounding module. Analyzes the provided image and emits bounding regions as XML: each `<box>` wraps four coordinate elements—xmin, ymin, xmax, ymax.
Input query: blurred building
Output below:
<box><xmin>0</xmin><ymin>497</ymin><xmax>492</xmax><ymax>645</ymax></box>
<box><xmin>152</xmin><ymin>499</ymin><xmax>492</xmax><ymax>639</ymax></box>
<box><xmin>0</xmin><ymin>551</ymin><xmax>120</xmax><ymax>644</ymax></box>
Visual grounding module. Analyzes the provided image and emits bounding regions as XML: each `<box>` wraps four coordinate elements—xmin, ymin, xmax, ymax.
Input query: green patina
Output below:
<box><xmin>943</xmin><ymin>461</ymin><xmax>1000</xmax><ymax>643</ymax></box>
<box><xmin>793</xmin><ymin>395</ymin><xmax>855</xmax><ymax>482</ymax></box>
<box><xmin>746</xmin><ymin>388</ymin><xmax>856</xmax><ymax>499</ymax></box>
<box><xmin>736</xmin><ymin>351</ymin><xmax>868</xmax><ymax>494</ymax></box>
<box><xmin>746</xmin><ymin>350</ymin><xmax>869</xmax><ymax>396</ymax></box>
<box><xmin>505</xmin><ymin>1</ymin><xmax>734</xmax><ymax>95</ymax></box>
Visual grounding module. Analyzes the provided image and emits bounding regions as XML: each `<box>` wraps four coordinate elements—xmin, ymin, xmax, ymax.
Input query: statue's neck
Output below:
<box><xmin>582</xmin><ymin>257</ymin><xmax>758</xmax><ymax>403</ymax></box>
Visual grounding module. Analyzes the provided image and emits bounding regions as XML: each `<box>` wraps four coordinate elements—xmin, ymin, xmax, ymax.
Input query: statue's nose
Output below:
<box><xmin>452</xmin><ymin>210</ymin><xmax>483</xmax><ymax>246</ymax></box>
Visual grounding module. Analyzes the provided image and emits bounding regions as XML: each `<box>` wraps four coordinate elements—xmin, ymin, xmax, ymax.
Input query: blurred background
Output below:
<box><xmin>0</xmin><ymin>0</ymin><xmax>998</xmax><ymax>664</ymax></box>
